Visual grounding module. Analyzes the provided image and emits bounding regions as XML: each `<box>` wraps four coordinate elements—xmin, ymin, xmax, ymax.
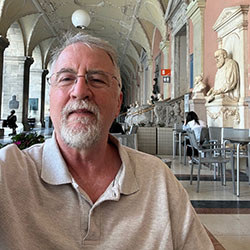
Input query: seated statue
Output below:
<box><xmin>206</xmin><ymin>49</ymin><xmax>240</xmax><ymax>103</ymax></box>
<box><xmin>192</xmin><ymin>74</ymin><xmax>206</xmax><ymax>99</ymax></box>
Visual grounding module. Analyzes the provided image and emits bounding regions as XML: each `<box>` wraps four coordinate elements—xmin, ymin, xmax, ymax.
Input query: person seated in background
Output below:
<box><xmin>109</xmin><ymin>119</ymin><xmax>125</xmax><ymax>134</ymax></box>
<box><xmin>183</xmin><ymin>111</ymin><xmax>206</xmax><ymax>141</ymax></box>
<box><xmin>7</xmin><ymin>110</ymin><xmax>18</xmax><ymax>136</ymax></box>
<box><xmin>183</xmin><ymin>111</ymin><xmax>206</xmax><ymax>157</ymax></box>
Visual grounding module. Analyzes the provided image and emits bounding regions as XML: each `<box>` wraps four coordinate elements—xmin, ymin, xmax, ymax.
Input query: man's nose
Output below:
<box><xmin>69</xmin><ymin>75</ymin><xmax>93</xmax><ymax>100</ymax></box>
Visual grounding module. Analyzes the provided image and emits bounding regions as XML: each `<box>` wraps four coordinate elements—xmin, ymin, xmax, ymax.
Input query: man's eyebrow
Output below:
<box><xmin>56</xmin><ymin>68</ymin><xmax>76</xmax><ymax>74</ymax></box>
<box><xmin>87</xmin><ymin>69</ymin><xmax>117</xmax><ymax>77</ymax></box>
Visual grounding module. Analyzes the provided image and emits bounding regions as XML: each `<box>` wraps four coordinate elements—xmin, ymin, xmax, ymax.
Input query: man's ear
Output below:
<box><xmin>115</xmin><ymin>91</ymin><xmax>123</xmax><ymax>117</ymax></box>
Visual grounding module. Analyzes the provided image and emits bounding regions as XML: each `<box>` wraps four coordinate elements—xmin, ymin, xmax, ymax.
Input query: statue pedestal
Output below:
<box><xmin>189</xmin><ymin>98</ymin><xmax>207</xmax><ymax>124</ymax></box>
<box><xmin>205</xmin><ymin>97</ymin><xmax>245</xmax><ymax>128</ymax></box>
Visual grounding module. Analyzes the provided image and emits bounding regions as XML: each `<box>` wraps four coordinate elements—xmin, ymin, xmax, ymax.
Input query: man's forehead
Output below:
<box><xmin>54</xmin><ymin>44</ymin><xmax>114</xmax><ymax>69</ymax></box>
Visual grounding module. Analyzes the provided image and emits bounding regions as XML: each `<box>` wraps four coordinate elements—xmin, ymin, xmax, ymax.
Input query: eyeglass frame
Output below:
<box><xmin>47</xmin><ymin>68</ymin><xmax>121</xmax><ymax>89</ymax></box>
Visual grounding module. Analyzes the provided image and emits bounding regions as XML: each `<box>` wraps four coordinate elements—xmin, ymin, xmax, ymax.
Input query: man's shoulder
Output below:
<box><xmin>0</xmin><ymin>142</ymin><xmax>44</xmax><ymax>167</ymax></box>
<box><xmin>0</xmin><ymin>143</ymin><xmax>24</xmax><ymax>160</ymax></box>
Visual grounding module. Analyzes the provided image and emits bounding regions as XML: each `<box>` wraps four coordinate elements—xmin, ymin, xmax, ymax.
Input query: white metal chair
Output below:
<box><xmin>187</xmin><ymin>130</ymin><xmax>234</xmax><ymax>193</ymax></box>
<box><xmin>183</xmin><ymin>127</ymin><xmax>209</xmax><ymax>165</ymax></box>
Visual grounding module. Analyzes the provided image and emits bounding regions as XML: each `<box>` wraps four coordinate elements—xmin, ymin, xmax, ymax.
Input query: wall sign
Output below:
<box><xmin>161</xmin><ymin>69</ymin><xmax>171</xmax><ymax>76</ymax></box>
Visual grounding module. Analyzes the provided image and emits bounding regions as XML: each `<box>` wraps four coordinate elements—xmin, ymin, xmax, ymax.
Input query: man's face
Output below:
<box><xmin>49</xmin><ymin>43</ymin><xmax>123</xmax><ymax>149</ymax></box>
<box><xmin>214</xmin><ymin>51</ymin><xmax>225</xmax><ymax>69</ymax></box>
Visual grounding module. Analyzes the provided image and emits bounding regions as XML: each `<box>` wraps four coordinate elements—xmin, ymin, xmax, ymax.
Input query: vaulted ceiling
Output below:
<box><xmin>0</xmin><ymin>0</ymin><xmax>169</xmax><ymax>87</ymax></box>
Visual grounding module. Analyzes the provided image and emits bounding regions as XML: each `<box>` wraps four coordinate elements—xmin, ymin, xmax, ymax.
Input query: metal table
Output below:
<box><xmin>224</xmin><ymin>137</ymin><xmax>250</xmax><ymax>197</ymax></box>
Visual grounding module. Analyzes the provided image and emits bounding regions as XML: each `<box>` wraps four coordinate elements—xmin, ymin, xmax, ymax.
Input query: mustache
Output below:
<box><xmin>62</xmin><ymin>100</ymin><xmax>99</xmax><ymax>118</ymax></box>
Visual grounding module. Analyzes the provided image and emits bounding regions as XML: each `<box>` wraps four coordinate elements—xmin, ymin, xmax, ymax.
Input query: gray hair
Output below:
<box><xmin>50</xmin><ymin>32</ymin><xmax>122</xmax><ymax>88</ymax></box>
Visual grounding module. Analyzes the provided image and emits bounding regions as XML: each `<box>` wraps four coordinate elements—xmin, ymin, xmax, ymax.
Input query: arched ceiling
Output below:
<box><xmin>0</xmin><ymin>0</ymin><xmax>169</xmax><ymax>88</ymax></box>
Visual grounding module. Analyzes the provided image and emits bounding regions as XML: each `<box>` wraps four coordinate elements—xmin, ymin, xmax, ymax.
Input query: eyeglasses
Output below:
<box><xmin>47</xmin><ymin>69</ymin><xmax>121</xmax><ymax>89</ymax></box>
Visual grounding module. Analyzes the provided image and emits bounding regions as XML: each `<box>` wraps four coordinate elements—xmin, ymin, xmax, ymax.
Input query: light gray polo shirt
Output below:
<box><xmin>0</xmin><ymin>134</ymin><xmax>214</xmax><ymax>250</ymax></box>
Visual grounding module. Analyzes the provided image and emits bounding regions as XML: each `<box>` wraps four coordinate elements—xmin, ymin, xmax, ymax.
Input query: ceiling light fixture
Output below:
<box><xmin>71</xmin><ymin>9</ymin><xmax>91</xmax><ymax>29</ymax></box>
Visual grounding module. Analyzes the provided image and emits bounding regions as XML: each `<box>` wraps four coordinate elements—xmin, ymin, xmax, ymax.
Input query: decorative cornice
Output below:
<box><xmin>186</xmin><ymin>0</ymin><xmax>206</xmax><ymax>19</ymax></box>
<box><xmin>213</xmin><ymin>5</ymin><xmax>249</xmax><ymax>32</ymax></box>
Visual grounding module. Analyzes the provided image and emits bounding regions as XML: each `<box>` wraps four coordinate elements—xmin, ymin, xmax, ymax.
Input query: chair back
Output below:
<box><xmin>200</xmin><ymin>127</ymin><xmax>209</xmax><ymax>144</ymax></box>
<box><xmin>187</xmin><ymin>130</ymin><xmax>200</xmax><ymax>150</ymax></box>
<box><xmin>209</xmin><ymin>127</ymin><xmax>221</xmax><ymax>142</ymax></box>
<box><xmin>221</xmin><ymin>127</ymin><xmax>234</xmax><ymax>143</ymax></box>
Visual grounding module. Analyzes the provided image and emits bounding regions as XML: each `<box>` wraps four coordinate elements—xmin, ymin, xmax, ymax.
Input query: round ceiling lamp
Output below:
<box><xmin>71</xmin><ymin>9</ymin><xmax>91</xmax><ymax>29</ymax></box>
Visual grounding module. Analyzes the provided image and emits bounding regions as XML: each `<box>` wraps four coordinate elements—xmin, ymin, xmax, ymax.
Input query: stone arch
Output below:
<box><xmin>2</xmin><ymin>21</ymin><xmax>25</xmax><ymax>126</ymax></box>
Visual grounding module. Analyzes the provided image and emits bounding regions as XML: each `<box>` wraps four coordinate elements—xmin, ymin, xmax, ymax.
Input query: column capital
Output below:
<box><xmin>0</xmin><ymin>36</ymin><xmax>9</xmax><ymax>52</ymax></box>
<box><xmin>147</xmin><ymin>56</ymin><xmax>153</xmax><ymax>67</ymax></box>
<box><xmin>25</xmin><ymin>56</ymin><xmax>34</xmax><ymax>67</ymax></box>
<box><xmin>159</xmin><ymin>40</ymin><xmax>170</xmax><ymax>51</ymax></box>
<box><xmin>42</xmin><ymin>69</ymin><xmax>49</xmax><ymax>76</ymax></box>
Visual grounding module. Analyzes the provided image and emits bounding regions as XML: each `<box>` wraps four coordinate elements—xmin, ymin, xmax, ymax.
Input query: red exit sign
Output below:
<box><xmin>161</xmin><ymin>69</ymin><xmax>171</xmax><ymax>76</ymax></box>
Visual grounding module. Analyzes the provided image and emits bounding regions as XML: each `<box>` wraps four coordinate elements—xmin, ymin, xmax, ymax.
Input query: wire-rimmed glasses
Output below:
<box><xmin>47</xmin><ymin>69</ymin><xmax>121</xmax><ymax>89</ymax></box>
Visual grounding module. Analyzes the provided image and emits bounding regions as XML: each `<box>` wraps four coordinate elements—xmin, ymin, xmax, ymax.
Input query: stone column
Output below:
<box><xmin>147</xmin><ymin>56</ymin><xmax>153</xmax><ymax>101</ymax></box>
<box><xmin>0</xmin><ymin>36</ymin><xmax>9</xmax><ymax>119</ymax></box>
<box><xmin>40</xmin><ymin>69</ymin><xmax>49</xmax><ymax>127</ymax></box>
<box><xmin>186</xmin><ymin>0</ymin><xmax>206</xmax><ymax>78</ymax></box>
<box><xmin>22</xmin><ymin>56</ymin><xmax>34</xmax><ymax>130</ymax></box>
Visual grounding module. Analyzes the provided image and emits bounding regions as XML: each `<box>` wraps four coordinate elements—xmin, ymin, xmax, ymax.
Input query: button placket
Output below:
<box><xmin>83</xmin><ymin>205</ymin><xmax>101</xmax><ymax>244</ymax></box>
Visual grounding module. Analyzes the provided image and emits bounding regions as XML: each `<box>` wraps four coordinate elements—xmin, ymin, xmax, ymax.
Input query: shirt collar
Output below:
<box><xmin>108</xmin><ymin>135</ymin><xmax>139</xmax><ymax>195</ymax></box>
<box><xmin>41</xmin><ymin>133</ymin><xmax>72</xmax><ymax>185</ymax></box>
<box><xmin>41</xmin><ymin>133</ymin><xmax>139</xmax><ymax>195</ymax></box>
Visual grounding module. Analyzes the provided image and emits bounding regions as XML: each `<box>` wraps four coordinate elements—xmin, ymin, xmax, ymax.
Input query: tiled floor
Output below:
<box><xmin>163</xmin><ymin>156</ymin><xmax>250</xmax><ymax>250</ymax></box>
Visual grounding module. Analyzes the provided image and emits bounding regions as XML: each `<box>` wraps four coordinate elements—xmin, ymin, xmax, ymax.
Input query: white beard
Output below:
<box><xmin>60</xmin><ymin>100</ymin><xmax>102</xmax><ymax>149</ymax></box>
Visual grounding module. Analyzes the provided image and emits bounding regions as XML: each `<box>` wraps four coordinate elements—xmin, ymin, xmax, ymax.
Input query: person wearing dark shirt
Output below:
<box><xmin>7</xmin><ymin>110</ymin><xmax>18</xmax><ymax>136</ymax></box>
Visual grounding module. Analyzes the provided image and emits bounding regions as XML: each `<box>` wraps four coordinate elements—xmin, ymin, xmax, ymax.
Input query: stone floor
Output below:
<box><xmin>162</xmin><ymin>155</ymin><xmax>250</xmax><ymax>250</ymax></box>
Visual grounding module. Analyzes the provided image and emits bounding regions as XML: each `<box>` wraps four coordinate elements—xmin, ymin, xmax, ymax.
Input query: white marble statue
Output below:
<box><xmin>147</xmin><ymin>99</ymin><xmax>153</xmax><ymax>105</ymax></box>
<box><xmin>206</xmin><ymin>49</ymin><xmax>240</xmax><ymax>103</ymax></box>
<box><xmin>157</xmin><ymin>93</ymin><xmax>163</xmax><ymax>101</ymax></box>
<box><xmin>192</xmin><ymin>74</ymin><xmax>206</xmax><ymax>99</ymax></box>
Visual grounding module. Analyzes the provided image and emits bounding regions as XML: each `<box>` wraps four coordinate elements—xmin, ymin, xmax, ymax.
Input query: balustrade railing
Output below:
<box><xmin>122</xmin><ymin>94</ymin><xmax>187</xmax><ymax>128</ymax></box>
